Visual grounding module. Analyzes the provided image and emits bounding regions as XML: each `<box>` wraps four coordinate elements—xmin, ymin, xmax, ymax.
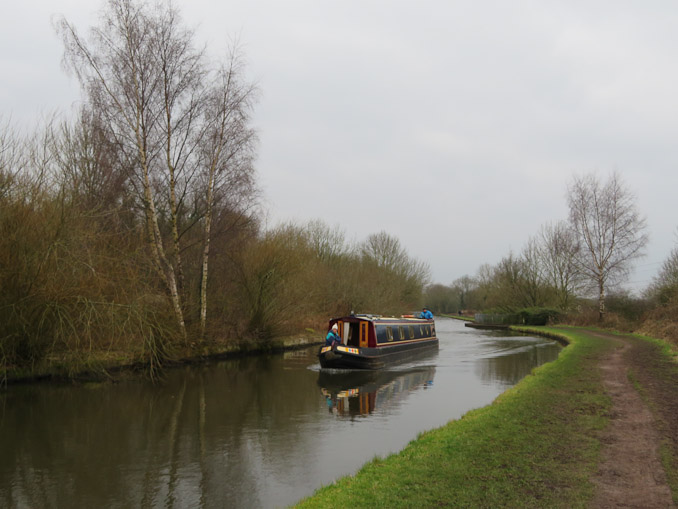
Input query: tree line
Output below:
<box><xmin>0</xmin><ymin>106</ymin><xmax>430</xmax><ymax>372</ymax></box>
<box><xmin>0</xmin><ymin>0</ymin><xmax>429</xmax><ymax>375</ymax></box>
<box><xmin>3</xmin><ymin>0</ymin><xmax>677</xmax><ymax>376</ymax></box>
<box><xmin>425</xmin><ymin>171</ymin><xmax>678</xmax><ymax>330</ymax></box>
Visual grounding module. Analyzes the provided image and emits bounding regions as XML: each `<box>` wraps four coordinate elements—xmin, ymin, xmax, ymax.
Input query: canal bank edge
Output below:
<box><xmin>295</xmin><ymin>326</ymin><xmax>678</xmax><ymax>508</ymax></box>
<box><xmin>0</xmin><ymin>330</ymin><xmax>323</xmax><ymax>385</ymax></box>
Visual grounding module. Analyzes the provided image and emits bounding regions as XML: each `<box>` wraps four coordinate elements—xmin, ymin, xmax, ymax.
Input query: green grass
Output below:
<box><xmin>626</xmin><ymin>333</ymin><xmax>678</xmax><ymax>504</ymax></box>
<box><xmin>438</xmin><ymin>314</ymin><xmax>474</xmax><ymax>322</ymax></box>
<box><xmin>295</xmin><ymin>327</ymin><xmax>615</xmax><ymax>508</ymax></box>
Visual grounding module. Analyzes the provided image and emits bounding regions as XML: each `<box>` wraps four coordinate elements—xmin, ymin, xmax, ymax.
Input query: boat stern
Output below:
<box><xmin>318</xmin><ymin>345</ymin><xmax>373</xmax><ymax>369</ymax></box>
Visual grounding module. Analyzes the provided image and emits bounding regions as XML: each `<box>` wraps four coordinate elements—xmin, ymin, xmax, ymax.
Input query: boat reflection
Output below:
<box><xmin>318</xmin><ymin>366</ymin><xmax>436</xmax><ymax>417</ymax></box>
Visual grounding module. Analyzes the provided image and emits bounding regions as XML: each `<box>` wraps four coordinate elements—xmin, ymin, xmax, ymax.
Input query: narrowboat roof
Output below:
<box><xmin>332</xmin><ymin>314</ymin><xmax>432</xmax><ymax>324</ymax></box>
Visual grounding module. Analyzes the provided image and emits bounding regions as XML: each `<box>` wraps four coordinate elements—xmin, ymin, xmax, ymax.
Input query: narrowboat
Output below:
<box><xmin>318</xmin><ymin>314</ymin><xmax>438</xmax><ymax>370</ymax></box>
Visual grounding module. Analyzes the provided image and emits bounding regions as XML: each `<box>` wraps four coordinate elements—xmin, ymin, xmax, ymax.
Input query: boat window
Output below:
<box><xmin>386</xmin><ymin>326</ymin><xmax>394</xmax><ymax>341</ymax></box>
<box><xmin>420</xmin><ymin>325</ymin><xmax>424</xmax><ymax>337</ymax></box>
<box><xmin>398</xmin><ymin>326</ymin><xmax>405</xmax><ymax>340</ymax></box>
<box><xmin>409</xmin><ymin>325</ymin><xmax>415</xmax><ymax>339</ymax></box>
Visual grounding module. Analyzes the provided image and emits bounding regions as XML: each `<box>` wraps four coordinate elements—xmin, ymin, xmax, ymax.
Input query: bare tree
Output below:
<box><xmin>154</xmin><ymin>3</ymin><xmax>206</xmax><ymax>297</ymax></box>
<box><xmin>646</xmin><ymin>228</ymin><xmax>678</xmax><ymax>304</ymax></box>
<box><xmin>56</xmin><ymin>0</ymin><xmax>257</xmax><ymax>339</ymax></box>
<box><xmin>197</xmin><ymin>55</ymin><xmax>257</xmax><ymax>336</ymax></box>
<box><xmin>57</xmin><ymin>0</ymin><xmax>187</xmax><ymax>335</ymax></box>
<box><xmin>360</xmin><ymin>231</ymin><xmax>430</xmax><ymax>285</ymax></box>
<box><xmin>306</xmin><ymin>219</ymin><xmax>347</xmax><ymax>263</ymax></box>
<box><xmin>567</xmin><ymin>172</ymin><xmax>648</xmax><ymax>318</ymax></box>
<box><xmin>537</xmin><ymin>221</ymin><xmax>581</xmax><ymax>310</ymax></box>
<box><xmin>0</xmin><ymin>117</ymin><xmax>25</xmax><ymax>201</ymax></box>
<box><xmin>54</xmin><ymin>109</ymin><xmax>128</xmax><ymax>212</ymax></box>
<box><xmin>360</xmin><ymin>231</ymin><xmax>408</xmax><ymax>272</ymax></box>
<box><xmin>358</xmin><ymin>231</ymin><xmax>430</xmax><ymax>310</ymax></box>
<box><xmin>451</xmin><ymin>275</ymin><xmax>476</xmax><ymax>311</ymax></box>
<box><xmin>492</xmin><ymin>252</ymin><xmax>525</xmax><ymax>310</ymax></box>
<box><xmin>473</xmin><ymin>263</ymin><xmax>495</xmax><ymax>310</ymax></box>
<box><xmin>424</xmin><ymin>284</ymin><xmax>460</xmax><ymax>314</ymax></box>
<box><xmin>520</xmin><ymin>237</ymin><xmax>548</xmax><ymax>308</ymax></box>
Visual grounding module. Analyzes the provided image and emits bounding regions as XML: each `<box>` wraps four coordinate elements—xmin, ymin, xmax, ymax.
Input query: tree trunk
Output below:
<box><xmin>199</xmin><ymin>205</ymin><xmax>211</xmax><ymax>338</ymax></box>
<box><xmin>199</xmin><ymin>160</ymin><xmax>216</xmax><ymax>339</ymax></box>
<box><xmin>598</xmin><ymin>279</ymin><xmax>606</xmax><ymax>320</ymax></box>
<box><xmin>144</xmin><ymin>168</ymin><xmax>187</xmax><ymax>338</ymax></box>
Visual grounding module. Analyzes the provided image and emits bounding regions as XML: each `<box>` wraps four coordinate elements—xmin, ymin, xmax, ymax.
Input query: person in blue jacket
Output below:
<box><xmin>325</xmin><ymin>323</ymin><xmax>341</xmax><ymax>346</ymax></box>
<box><xmin>420</xmin><ymin>307</ymin><xmax>433</xmax><ymax>319</ymax></box>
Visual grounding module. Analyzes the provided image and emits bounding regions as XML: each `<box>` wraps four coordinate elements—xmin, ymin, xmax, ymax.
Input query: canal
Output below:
<box><xmin>0</xmin><ymin>317</ymin><xmax>561</xmax><ymax>508</ymax></box>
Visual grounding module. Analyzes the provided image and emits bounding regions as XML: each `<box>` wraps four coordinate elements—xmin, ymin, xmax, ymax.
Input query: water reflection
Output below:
<box><xmin>473</xmin><ymin>336</ymin><xmax>562</xmax><ymax>386</ymax></box>
<box><xmin>318</xmin><ymin>366</ymin><xmax>436</xmax><ymax>417</ymax></box>
<box><xmin>0</xmin><ymin>318</ymin><xmax>561</xmax><ymax>508</ymax></box>
<box><xmin>0</xmin><ymin>355</ymin><xmax>323</xmax><ymax>509</ymax></box>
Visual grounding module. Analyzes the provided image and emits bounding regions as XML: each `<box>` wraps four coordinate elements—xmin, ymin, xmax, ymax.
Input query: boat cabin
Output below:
<box><xmin>329</xmin><ymin>314</ymin><xmax>435</xmax><ymax>349</ymax></box>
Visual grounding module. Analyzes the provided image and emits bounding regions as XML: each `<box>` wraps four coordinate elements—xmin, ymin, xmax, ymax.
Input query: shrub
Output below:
<box><xmin>516</xmin><ymin>307</ymin><xmax>561</xmax><ymax>326</ymax></box>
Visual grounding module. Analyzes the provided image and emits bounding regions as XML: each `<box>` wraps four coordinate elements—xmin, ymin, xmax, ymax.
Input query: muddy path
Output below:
<box><xmin>587</xmin><ymin>331</ymin><xmax>676</xmax><ymax>508</ymax></box>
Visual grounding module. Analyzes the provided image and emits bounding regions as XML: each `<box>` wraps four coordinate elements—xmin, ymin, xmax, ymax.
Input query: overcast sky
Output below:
<box><xmin>3</xmin><ymin>1</ymin><xmax>678</xmax><ymax>292</ymax></box>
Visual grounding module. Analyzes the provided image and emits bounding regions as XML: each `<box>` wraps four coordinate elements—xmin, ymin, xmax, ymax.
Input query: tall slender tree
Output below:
<box><xmin>197</xmin><ymin>56</ymin><xmax>257</xmax><ymax>337</ymax></box>
<box><xmin>567</xmin><ymin>172</ymin><xmax>648</xmax><ymax>318</ymax></box>
<box><xmin>57</xmin><ymin>0</ymin><xmax>257</xmax><ymax>340</ymax></box>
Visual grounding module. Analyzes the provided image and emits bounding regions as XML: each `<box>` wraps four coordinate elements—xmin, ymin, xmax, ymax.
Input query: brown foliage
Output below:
<box><xmin>635</xmin><ymin>304</ymin><xmax>678</xmax><ymax>348</ymax></box>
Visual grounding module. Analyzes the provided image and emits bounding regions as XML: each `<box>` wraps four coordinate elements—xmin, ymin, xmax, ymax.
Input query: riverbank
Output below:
<box><xmin>0</xmin><ymin>330</ymin><xmax>322</xmax><ymax>385</ymax></box>
<box><xmin>295</xmin><ymin>327</ymin><xmax>678</xmax><ymax>508</ymax></box>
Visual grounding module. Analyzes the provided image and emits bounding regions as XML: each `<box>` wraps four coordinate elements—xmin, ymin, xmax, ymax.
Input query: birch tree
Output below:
<box><xmin>57</xmin><ymin>0</ymin><xmax>257</xmax><ymax>339</ymax></box>
<box><xmin>197</xmin><ymin>57</ymin><xmax>257</xmax><ymax>336</ymax></box>
<box><xmin>567</xmin><ymin>172</ymin><xmax>647</xmax><ymax>318</ymax></box>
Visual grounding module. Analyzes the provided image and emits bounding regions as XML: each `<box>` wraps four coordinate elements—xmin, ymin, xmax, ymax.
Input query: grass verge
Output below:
<box><xmin>625</xmin><ymin>333</ymin><xmax>678</xmax><ymax>504</ymax></box>
<box><xmin>439</xmin><ymin>314</ymin><xmax>475</xmax><ymax>322</ymax></box>
<box><xmin>295</xmin><ymin>327</ymin><xmax>615</xmax><ymax>508</ymax></box>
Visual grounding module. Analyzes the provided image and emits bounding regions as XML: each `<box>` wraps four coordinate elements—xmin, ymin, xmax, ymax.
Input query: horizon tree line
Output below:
<box><xmin>426</xmin><ymin>172</ymin><xmax>655</xmax><ymax>320</ymax></box>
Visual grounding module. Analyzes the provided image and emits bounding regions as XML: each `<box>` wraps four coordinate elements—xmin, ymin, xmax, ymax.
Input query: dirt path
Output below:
<box><xmin>588</xmin><ymin>331</ymin><xmax>675</xmax><ymax>508</ymax></box>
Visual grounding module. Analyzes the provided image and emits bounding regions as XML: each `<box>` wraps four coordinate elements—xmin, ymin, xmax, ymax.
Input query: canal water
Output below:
<box><xmin>0</xmin><ymin>318</ymin><xmax>561</xmax><ymax>508</ymax></box>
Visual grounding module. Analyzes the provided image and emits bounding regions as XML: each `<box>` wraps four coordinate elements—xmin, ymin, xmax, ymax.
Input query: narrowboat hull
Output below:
<box><xmin>318</xmin><ymin>338</ymin><xmax>439</xmax><ymax>370</ymax></box>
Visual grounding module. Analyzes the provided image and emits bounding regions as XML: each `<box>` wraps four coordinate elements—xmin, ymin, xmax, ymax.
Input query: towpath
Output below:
<box><xmin>586</xmin><ymin>330</ymin><xmax>676</xmax><ymax>508</ymax></box>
